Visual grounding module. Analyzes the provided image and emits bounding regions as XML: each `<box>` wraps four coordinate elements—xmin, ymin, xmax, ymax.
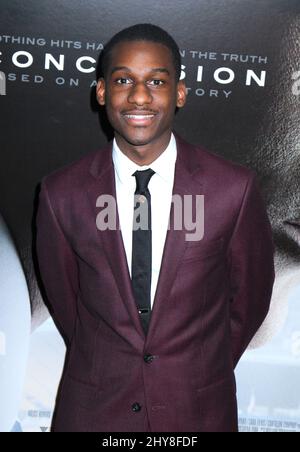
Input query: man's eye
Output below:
<box><xmin>116</xmin><ymin>78</ymin><xmax>132</xmax><ymax>84</ymax></box>
<box><xmin>148</xmin><ymin>79</ymin><xmax>165</xmax><ymax>86</ymax></box>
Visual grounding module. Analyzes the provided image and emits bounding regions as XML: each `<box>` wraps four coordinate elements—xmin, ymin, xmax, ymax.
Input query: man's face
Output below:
<box><xmin>96</xmin><ymin>40</ymin><xmax>186</xmax><ymax>151</ymax></box>
<box><xmin>244</xmin><ymin>19</ymin><xmax>300</xmax><ymax>275</ymax></box>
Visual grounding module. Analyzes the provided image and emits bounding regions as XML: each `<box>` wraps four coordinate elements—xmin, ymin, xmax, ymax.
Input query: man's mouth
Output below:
<box><xmin>122</xmin><ymin>111</ymin><xmax>157</xmax><ymax>126</ymax></box>
<box><xmin>283</xmin><ymin>218</ymin><xmax>300</xmax><ymax>247</ymax></box>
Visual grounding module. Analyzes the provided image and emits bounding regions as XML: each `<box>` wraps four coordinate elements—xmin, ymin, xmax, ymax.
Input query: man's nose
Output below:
<box><xmin>128</xmin><ymin>82</ymin><xmax>152</xmax><ymax>105</ymax></box>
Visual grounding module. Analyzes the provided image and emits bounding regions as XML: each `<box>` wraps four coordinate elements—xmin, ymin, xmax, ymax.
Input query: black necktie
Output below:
<box><xmin>131</xmin><ymin>168</ymin><xmax>155</xmax><ymax>335</ymax></box>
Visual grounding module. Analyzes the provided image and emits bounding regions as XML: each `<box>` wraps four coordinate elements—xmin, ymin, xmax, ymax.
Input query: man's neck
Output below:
<box><xmin>114</xmin><ymin>130</ymin><xmax>172</xmax><ymax>166</ymax></box>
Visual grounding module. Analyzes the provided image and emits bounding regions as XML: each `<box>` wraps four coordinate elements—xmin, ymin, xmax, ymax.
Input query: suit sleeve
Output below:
<box><xmin>227</xmin><ymin>172</ymin><xmax>275</xmax><ymax>368</ymax></box>
<box><xmin>36</xmin><ymin>180</ymin><xmax>79</xmax><ymax>344</ymax></box>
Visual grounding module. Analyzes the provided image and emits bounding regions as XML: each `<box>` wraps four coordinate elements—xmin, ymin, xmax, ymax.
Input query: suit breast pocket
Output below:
<box><xmin>182</xmin><ymin>237</ymin><xmax>224</xmax><ymax>263</ymax></box>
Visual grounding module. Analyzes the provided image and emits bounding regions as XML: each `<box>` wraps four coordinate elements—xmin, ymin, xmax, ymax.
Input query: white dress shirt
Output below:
<box><xmin>112</xmin><ymin>133</ymin><xmax>177</xmax><ymax>309</ymax></box>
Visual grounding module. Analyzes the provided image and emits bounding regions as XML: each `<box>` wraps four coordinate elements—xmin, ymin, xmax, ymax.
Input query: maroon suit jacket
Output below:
<box><xmin>36</xmin><ymin>133</ymin><xmax>275</xmax><ymax>432</ymax></box>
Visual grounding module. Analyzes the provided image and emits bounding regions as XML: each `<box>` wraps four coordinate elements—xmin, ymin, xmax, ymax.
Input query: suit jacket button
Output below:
<box><xmin>144</xmin><ymin>353</ymin><xmax>154</xmax><ymax>363</ymax></box>
<box><xmin>132</xmin><ymin>402</ymin><xmax>142</xmax><ymax>412</ymax></box>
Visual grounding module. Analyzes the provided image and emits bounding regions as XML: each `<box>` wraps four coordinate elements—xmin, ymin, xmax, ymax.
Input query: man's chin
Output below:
<box><xmin>118</xmin><ymin>131</ymin><xmax>156</xmax><ymax>148</ymax></box>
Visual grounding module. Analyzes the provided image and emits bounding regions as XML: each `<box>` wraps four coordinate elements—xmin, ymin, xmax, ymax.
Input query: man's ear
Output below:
<box><xmin>96</xmin><ymin>78</ymin><xmax>106</xmax><ymax>106</ymax></box>
<box><xmin>176</xmin><ymin>80</ymin><xmax>187</xmax><ymax>109</ymax></box>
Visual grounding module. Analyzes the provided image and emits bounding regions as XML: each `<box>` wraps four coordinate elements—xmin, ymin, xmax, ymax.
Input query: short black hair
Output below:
<box><xmin>99</xmin><ymin>23</ymin><xmax>182</xmax><ymax>82</ymax></box>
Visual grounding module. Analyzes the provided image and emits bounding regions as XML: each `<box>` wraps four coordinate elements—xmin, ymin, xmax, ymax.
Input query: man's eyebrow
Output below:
<box><xmin>110</xmin><ymin>66</ymin><xmax>170</xmax><ymax>76</ymax></box>
<box><xmin>150</xmin><ymin>68</ymin><xmax>170</xmax><ymax>75</ymax></box>
<box><xmin>110</xmin><ymin>66</ymin><xmax>131</xmax><ymax>75</ymax></box>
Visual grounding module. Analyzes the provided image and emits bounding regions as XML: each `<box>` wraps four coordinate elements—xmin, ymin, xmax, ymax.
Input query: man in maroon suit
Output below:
<box><xmin>36</xmin><ymin>24</ymin><xmax>275</xmax><ymax>432</ymax></box>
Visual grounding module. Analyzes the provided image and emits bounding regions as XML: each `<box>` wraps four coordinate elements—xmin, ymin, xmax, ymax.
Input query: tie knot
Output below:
<box><xmin>133</xmin><ymin>168</ymin><xmax>155</xmax><ymax>194</ymax></box>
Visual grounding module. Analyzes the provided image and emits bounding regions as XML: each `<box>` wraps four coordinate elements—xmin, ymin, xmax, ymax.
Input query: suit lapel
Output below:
<box><xmin>87</xmin><ymin>143</ymin><xmax>145</xmax><ymax>345</ymax></box>
<box><xmin>145</xmin><ymin>134</ymin><xmax>204</xmax><ymax>342</ymax></box>
<box><xmin>86</xmin><ymin>134</ymin><xmax>204</xmax><ymax>344</ymax></box>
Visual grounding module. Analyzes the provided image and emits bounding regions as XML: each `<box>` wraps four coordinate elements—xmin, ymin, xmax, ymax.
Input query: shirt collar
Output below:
<box><xmin>112</xmin><ymin>132</ymin><xmax>177</xmax><ymax>185</ymax></box>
